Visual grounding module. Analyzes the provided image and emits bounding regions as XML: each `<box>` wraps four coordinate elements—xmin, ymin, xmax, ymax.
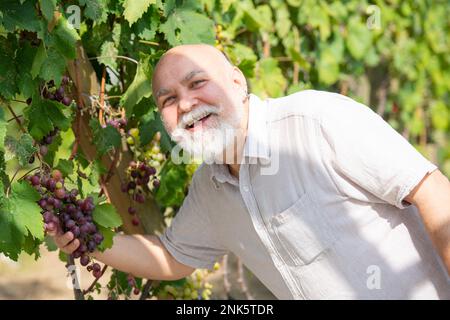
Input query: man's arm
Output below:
<box><xmin>46</xmin><ymin>224</ymin><xmax>195</xmax><ymax>280</ymax></box>
<box><xmin>404</xmin><ymin>169</ymin><xmax>450</xmax><ymax>276</ymax></box>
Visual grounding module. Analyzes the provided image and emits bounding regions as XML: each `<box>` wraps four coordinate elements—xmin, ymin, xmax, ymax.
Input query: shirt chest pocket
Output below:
<box><xmin>269</xmin><ymin>192</ymin><xmax>336</xmax><ymax>266</ymax></box>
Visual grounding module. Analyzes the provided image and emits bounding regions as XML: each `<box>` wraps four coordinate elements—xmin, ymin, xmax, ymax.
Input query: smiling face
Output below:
<box><xmin>152</xmin><ymin>44</ymin><xmax>249</xmax><ymax>163</ymax></box>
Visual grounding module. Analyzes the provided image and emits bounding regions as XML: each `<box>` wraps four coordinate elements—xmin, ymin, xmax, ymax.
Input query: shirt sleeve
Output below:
<box><xmin>158</xmin><ymin>174</ymin><xmax>228</xmax><ymax>270</ymax></box>
<box><xmin>318</xmin><ymin>92</ymin><xmax>438</xmax><ymax>210</ymax></box>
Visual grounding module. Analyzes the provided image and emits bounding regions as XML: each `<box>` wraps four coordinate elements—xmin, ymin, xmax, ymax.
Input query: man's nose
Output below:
<box><xmin>178</xmin><ymin>94</ymin><xmax>198</xmax><ymax>113</ymax></box>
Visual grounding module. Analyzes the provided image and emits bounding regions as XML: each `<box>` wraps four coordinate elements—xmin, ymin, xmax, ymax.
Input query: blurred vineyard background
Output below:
<box><xmin>0</xmin><ymin>0</ymin><xmax>448</xmax><ymax>299</ymax></box>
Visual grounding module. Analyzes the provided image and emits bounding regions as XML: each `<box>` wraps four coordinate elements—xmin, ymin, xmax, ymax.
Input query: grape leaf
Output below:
<box><xmin>4</xmin><ymin>134</ymin><xmax>37</xmax><ymax>166</ymax></box>
<box><xmin>39</xmin><ymin>0</ymin><xmax>57</xmax><ymax>21</ymax></box>
<box><xmin>121</xmin><ymin>53</ymin><xmax>153</xmax><ymax>118</ymax></box>
<box><xmin>79</xmin><ymin>0</ymin><xmax>105</xmax><ymax>21</ymax></box>
<box><xmin>122</xmin><ymin>0</ymin><xmax>155</xmax><ymax>26</ymax></box>
<box><xmin>159</xmin><ymin>10</ymin><xmax>215</xmax><ymax>46</ymax></box>
<box><xmin>9</xmin><ymin>181</ymin><xmax>44</xmax><ymax>241</ymax></box>
<box><xmin>44</xmin><ymin>235</ymin><xmax>58</xmax><ymax>252</ymax></box>
<box><xmin>92</xmin><ymin>203</ymin><xmax>123</xmax><ymax>228</ymax></box>
<box><xmin>23</xmin><ymin>231</ymin><xmax>42</xmax><ymax>260</ymax></box>
<box><xmin>345</xmin><ymin>17</ymin><xmax>372</xmax><ymax>60</ymax></box>
<box><xmin>0</xmin><ymin>38</ymin><xmax>18</xmax><ymax>99</ymax></box>
<box><xmin>26</xmin><ymin>99</ymin><xmax>71</xmax><ymax>141</ymax></box>
<box><xmin>51</xmin><ymin>17</ymin><xmax>80</xmax><ymax>60</ymax></box>
<box><xmin>39</xmin><ymin>47</ymin><xmax>66</xmax><ymax>86</ymax></box>
<box><xmin>98</xmin><ymin>41</ymin><xmax>119</xmax><ymax>70</ymax></box>
<box><xmin>0</xmin><ymin>109</ymin><xmax>6</xmax><ymax>153</ymax></box>
<box><xmin>55</xmin><ymin>159</ymin><xmax>74</xmax><ymax>177</ymax></box>
<box><xmin>96</xmin><ymin>225</ymin><xmax>115</xmax><ymax>251</ymax></box>
<box><xmin>139</xmin><ymin>111</ymin><xmax>173</xmax><ymax>152</ymax></box>
<box><xmin>155</xmin><ymin>160</ymin><xmax>187</xmax><ymax>207</ymax></box>
<box><xmin>89</xmin><ymin>119</ymin><xmax>121</xmax><ymax>156</ymax></box>
<box><xmin>0</xmin><ymin>201</ymin><xmax>24</xmax><ymax>261</ymax></box>
<box><xmin>0</xmin><ymin>0</ymin><xmax>41</xmax><ymax>32</ymax></box>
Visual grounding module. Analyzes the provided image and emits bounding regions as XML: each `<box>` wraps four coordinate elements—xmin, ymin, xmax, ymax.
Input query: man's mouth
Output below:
<box><xmin>185</xmin><ymin>113</ymin><xmax>213</xmax><ymax>131</ymax></box>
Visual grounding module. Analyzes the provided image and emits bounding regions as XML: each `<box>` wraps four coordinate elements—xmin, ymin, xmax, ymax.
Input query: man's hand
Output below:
<box><xmin>45</xmin><ymin>221</ymin><xmax>80</xmax><ymax>255</ymax></box>
<box><xmin>405</xmin><ymin>169</ymin><xmax>450</xmax><ymax>276</ymax></box>
<box><xmin>45</xmin><ymin>220</ymin><xmax>195</xmax><ymax>281</ymax></box>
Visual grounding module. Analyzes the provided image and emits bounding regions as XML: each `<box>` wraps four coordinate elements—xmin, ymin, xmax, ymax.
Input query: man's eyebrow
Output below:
<box><xmin>155</xmin><ymin>70</ymin><xmax>205</xmax><ymax>100</ymax></box>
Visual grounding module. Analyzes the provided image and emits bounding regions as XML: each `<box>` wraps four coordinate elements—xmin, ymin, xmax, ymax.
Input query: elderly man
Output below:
<box><xmin>48</xmin><ymin>44</ymin><xmax>450</xmax><ymax>299</ymax></box>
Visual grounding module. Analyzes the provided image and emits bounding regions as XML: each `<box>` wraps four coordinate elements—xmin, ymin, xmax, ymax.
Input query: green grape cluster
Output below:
<box><xmin>126</xmin><ymin>128</ymin><xmax>166</xmax><ymax>170</ymax></box>
<box><xmin>156</xmin><ymin>268</ymin><xmax>218</xmax><ymax>300</ymax></box>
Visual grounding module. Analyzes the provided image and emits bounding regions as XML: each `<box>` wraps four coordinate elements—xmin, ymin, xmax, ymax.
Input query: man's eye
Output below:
<box><xmin>163</xmin><ymin>96</ymin><xmax>175</xmax><ymax>106</ymax></box>
<box><xmin>191</xmin><ymin>80</ymin><xmax>205</xmax><ymax>87</ymax></box>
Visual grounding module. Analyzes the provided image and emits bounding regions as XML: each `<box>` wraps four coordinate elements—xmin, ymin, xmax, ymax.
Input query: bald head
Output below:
<box><xmin>153</xmin><ymin>44</ymin><xmax>232</xmax><ymax>82</ymax></box>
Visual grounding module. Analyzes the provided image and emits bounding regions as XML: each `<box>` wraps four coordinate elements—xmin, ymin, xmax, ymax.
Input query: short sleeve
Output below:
<box><xmin>319</xmin><ymin>93</ymin><xmax>438</xmax><ymax>210</ymax></box>
<box><xmin>158</xmin><ymin>175</ymin><xmax>228</xmax><ymax>270</ymax></box>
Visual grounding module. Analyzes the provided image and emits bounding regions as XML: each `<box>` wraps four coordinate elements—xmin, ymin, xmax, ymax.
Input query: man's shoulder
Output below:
<box><xmin>266</xmin><ymin>89</ymin><xmax>365</xmax><ymax>124</ymax></box>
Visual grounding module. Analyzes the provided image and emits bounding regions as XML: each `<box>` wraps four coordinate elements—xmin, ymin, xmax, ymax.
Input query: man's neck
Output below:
<box><xmin>224</xmin><ymin>97</ymin><xmax>250</xmax><ymax>179</ymax></box>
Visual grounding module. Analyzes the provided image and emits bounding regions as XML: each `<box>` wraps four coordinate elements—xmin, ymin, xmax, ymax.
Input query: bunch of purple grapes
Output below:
<box><xmin>38</xmin><ymin>127</ymin><xmax>59</xmax><ymax>157</ymax></box>
<box><xmin>120</xmin><ymin>161</ymin><xmax>159</xmax><ymax>226</ymax></box>
<box><xmin>105</xmin><ymin>118</ymin><xmax>127</xmax><ymax>130</ymax></box>
<box><xmin>42</xmin><ymin>76</ymin><xmax>72</xmax><ymax>106</ymax></box>
<box><xmin>27</xmin><ymin>169</ymin><xmax>105</xmax><ymax>278</ymax></box>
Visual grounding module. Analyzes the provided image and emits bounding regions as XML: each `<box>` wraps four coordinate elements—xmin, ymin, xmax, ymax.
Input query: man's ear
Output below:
<box><xmin>231</xmin><ymin>66</ymin><xmax>247</xmax><ymax>91</ymax></box>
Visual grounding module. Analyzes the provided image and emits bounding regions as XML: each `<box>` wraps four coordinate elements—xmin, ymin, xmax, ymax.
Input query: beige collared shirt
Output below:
<box><xmin>159</xmin><ymin>90</ymin><xmax>450</xmax><ymax>299</ymax></box>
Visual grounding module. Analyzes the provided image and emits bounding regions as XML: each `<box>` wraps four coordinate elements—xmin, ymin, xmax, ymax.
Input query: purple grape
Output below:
<box><xmin>31</xmin><ymin>175</ymin><xmax>40</xmax><ymax>186</ymax></box>
<box><xmin>87</xmin><ymin>241</ymin><xmax>96</xmax><ymax>253</ymax></box>
<box><xmin>92</xmin><ymin>263</ymin><xmax>101</xmax><ymax>272</ymax></box>
<box><xmin>45</xmin><ymin>135</ymin><xmax>53</xmax><ymax>145</ymax></box>
<box><xmin>128</xmin><ymin>207</ymin><xmax>136</xmax><ymax>215</ymax></box>
<box><xmin>72</xmin><ymin>250</ymin><xmax>82</xmax><ymax>259</ymax></box>
<box><xmin>65</xmin><ymin>219</ymin><xmax>76</xmax><ymax>229</ymax></box>
<box><xmin>38</xmin><ymin>199</ymin><xmax>47</xmax><ymax>209</ymax></box>
<box><xmin>80</xmin><ymin>255</ymin><xmax>90</xmax><ymax>266</ymax></box>
<box><xmin>40</xmin><ymin>145</ymin><xmax>48</xmax><ymax>156</ymax></box>
<box><xmin>93</xmin><ymin>233</ymin><xmax>103</xmax><ymax>245</ymax></box>
<box><xmin>43</xmin><ymin>211</ymin><xmax>53</xmax><ymax>223</ymax></box>
<box><xmin>153</xmin><ymin>179</ymin><xmax>160</xmax><ymax>188</ymax></box>
<box><xmin>71</xmin><ymin>226</ymin><xmax>80</xmax><ymax>237</ymax></box>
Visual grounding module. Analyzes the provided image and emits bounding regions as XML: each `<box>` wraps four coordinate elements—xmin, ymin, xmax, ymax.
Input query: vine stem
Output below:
<box><xmin>67</xmin><ymin>255</ymin><xmax>85</xmax><ymax>300</ymax></box>
<box><xmin>6</xmin><ymin>104</ymin><xmax>26</xmax><ymax>133</ymax></box>
<box><xmin>99</xmin><ymin>67</ymin><xmax>106</xmax><ymax>127</ymax></box>
<box><xmin>88</xmin><ymin>55</ymin><xmax>139</xmax><ymax>65</ymax></box>
<box><xmin>83</xmin><ymin>264</ymin><xmax>108</xmax><ymax>295</ymax></box>
<box><xmin>139</xmin><ymin>280</ymin><xmax>154</xmax><ymax>300</ymax></box>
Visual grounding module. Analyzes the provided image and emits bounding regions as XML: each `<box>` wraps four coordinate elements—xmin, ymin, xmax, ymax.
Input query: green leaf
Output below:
<box><xmin>0</xmin><ymin>0</ymin><xmax>41</xmax><ymax>32</ymax></box>
<box><xmin>51</xmin><ymin>17</ymin><xmax>80</xmax><ymax>60</ymax></box>
<box><xmin>26</xmin><ymin>98</ymin><xmax>72</xmax><ymax>141</ymax></box>
<box><xmin>96</xmin><ymin>225</ymin><xmax>115</xmax><ymax>251</ymax></box>
<box><xmin>9</xmin><ymin>181</ymin><xmax>44</xmax><ymax>241</ymax></box>
<box><xmin>156</xmin><ymin>161</ymin><xmax>187</xmax><ymax>207</ymax></box>
<box><xmin>0</xmin><ymin>202</ymin><xmax>24</xmax><ymax>261</ymax></box>
<box><xmin>98</xmin><ymin>41</ymin><xmax>118</xmax><ymax>70</ymax></box>
<box><xmin>0</xmin><ymin>38</ymin><xmax>18</xmax><ymax>99</ymax></box>
<box><xmin>251</xmin><ymin>58</ymin><xmax>287</xmax><ymax>98</ymax></box>
<box><xmin>55</xmin><ymin>159</ymin><xmax>74</xmax><ymax>177</ymax></box>
<box><xmin>31</xmin><ymin>43</ymin><xmax>47</xmax><ymax>79</ymax></box>
<box><xmin>430</xmin><ymin>101</ymin><xmax>449</xmax><ymax>131</ymax></box>
<box><xmin>93</xmin><ymin>203</ymin><xmax>123</xmax><ymax>228</ymax></box>
<box><xmin>121</xmin><ymin>53</ymin><xmax>153</xmax><ymax>118</ymax></box>
<box><xmin>39</xmin><ymin>47</ymin><xmax>66</xmax><ymax>86</ymax></box>
<box><xmin>4</xmin><ymin>134</ymin><xmax>37</xmax><ymax>166</ymax></box>
<box><xmin>0</xmin><ymin>109</ymin><xmax>6</xmax><ymax>153</ymax></box>
<box><xmin>44</xmin><ymin>235</ymin><xmax>58</xmax><ymax>252</ymax></box>
<box><xmin>345</xmin><ymin>17</ymin><xmax>372</xmax><ymax>60</ymax></box>
<box><xmin>39</xmin><ymin>0</ymin><xmax>56</xmax><ymax>21</ymax></box>
<box><xmin>123</xmin><ymin>0</ymin><xmax>156</xmax><ymax>26</ymax></box>
<box><xmin>89</xmin><ymin>119</ymin><xmax>121</xmax><ymax>156</ymax></box>
<box><xmin>23</xmin><ymin>231</ymin><xmax>41</xmax><ymax>260</ymax></box>
<box><xmin>160</xmin><ymin>10</ymin><xmax>215</xmax><ymax>46</ymax></box>
<box><xmin>139</xmin><ymin>111</ymin><xmax>173</xmax><ymax>152</ymax></box>
<box><xmin>79</xmin><ymin>0</ymin><xmax>105</xmax><ymax>21</ymax></box>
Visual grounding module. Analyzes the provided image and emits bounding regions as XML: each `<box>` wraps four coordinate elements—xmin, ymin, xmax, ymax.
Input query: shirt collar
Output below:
<box><xmin>209</xmin><ymin>93</ymin><xmax>270</xmax><ymax>185</ymax></box>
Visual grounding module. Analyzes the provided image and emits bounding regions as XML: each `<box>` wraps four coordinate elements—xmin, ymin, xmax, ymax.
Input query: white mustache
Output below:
<box><xmin>177</xmin><ymin>105</ymin><xmax>219</xmax><ymax>129</ymax></box>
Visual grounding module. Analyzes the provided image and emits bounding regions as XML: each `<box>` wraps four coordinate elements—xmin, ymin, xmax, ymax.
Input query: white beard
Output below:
<box><xmin>168</xmin><ymin>103</ymin><xmax>243</xmax><ymax>164</ymax></box>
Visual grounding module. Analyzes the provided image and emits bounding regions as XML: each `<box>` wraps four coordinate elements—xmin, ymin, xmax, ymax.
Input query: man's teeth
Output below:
<box><xmin>186</xmin><ymin>113</ymin><xmax>211</xmax><ymax>128</ymax></box>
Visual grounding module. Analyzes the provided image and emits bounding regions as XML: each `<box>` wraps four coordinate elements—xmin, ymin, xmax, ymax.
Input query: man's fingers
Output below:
<box><xmin>45</xmin><ymin>222</ymin><xmax>57</xmax><ymax>236</ymax></box>
<box><xmin>62</xmin><ymin>238</ymin><xmax>80</xmax><ymax>254</ymax></box>
<box><xmin>55</xmin><ymin>231</ymin><xmax>74</xmax><ymax>248</ymax></box>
